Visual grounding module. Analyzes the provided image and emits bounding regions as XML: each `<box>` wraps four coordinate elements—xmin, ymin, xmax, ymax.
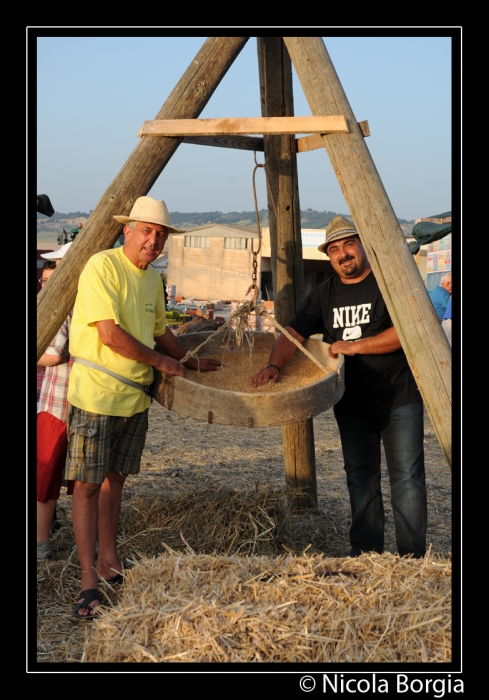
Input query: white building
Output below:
<box><xmin>167</xmin><ymin>224</ymin><xmax>335</xmax><ymax>302</ymax></box>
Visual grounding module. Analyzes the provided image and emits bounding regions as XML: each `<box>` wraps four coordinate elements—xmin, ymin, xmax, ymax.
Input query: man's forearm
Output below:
<box><xmin>154</xmin><ymin>327</ymin><xmax>189</xmax><ymax>363</ymax></box>
<box><xmin>251</xmin><ymin>326</ymin><xmax>305</xmax><ymax>387</ymax></box>
<box><xmin>37</xmin><ymin>353</ymin><xmax>63</xmax><ymax>369</ymax></box>
<box><xmin>269</xmin><ymin>327</ymin><xmax>305</xmax><ymax>369</ymax></box>
<box><xmin>95</xmin><ymin>320</ymin><xmax>184</xmax><ymax>376</ymax></box>
<box><xmin>329</xmin><ymin>326</ymin><xmax>401</xmax><ymax>357</ymax></box>
<box><xmin>96</xmin><ymin>320</ymin><xmax>161</xmax><ymax>365</ymax></box>
<box><xmin>153</xmin><ymin>327</ymin><xmax>221</xmax><ymax>372</ymax></box>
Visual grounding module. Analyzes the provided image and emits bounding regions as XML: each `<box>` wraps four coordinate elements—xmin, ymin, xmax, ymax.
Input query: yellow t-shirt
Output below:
<box><xmin>67</xmin><ymin>247</ymin><xmax>166</xmax><ymax>417</ymax></box>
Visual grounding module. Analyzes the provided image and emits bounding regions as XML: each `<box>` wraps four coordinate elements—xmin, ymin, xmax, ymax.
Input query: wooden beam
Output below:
<box><xmin>257</xmin><ymin>37</ymin><xmax>317</xmax><ymax>510</ymax></box>
<box><xmin>184</xmin><ymin>126</ymin><xmax>369</xmax><ymax>154</ymax></box>
<box><xmin>296</xmin><ymin>133</ymin><xmax>325</xmax><ymax>153</ymax></box>
<box><xmin>284</xmin><ymin>37</ymin><xmax>452</xmax><ymax>469</ymax></box>
<box><xmin>358</xmin><ymin>120</ymin><xmax>370</xmax><ymax>137</ymax></box>
<box><xmin>37</xmin><ymin>37</ymin><xmax>250</xmax><ymax>360</ymax></box>
<box><xmin>297</xmin><ymin>119</ymin><xmax>370</xmax><ymax>153</ymax></box>
<box><xmin>138</xmin><ymin>115</ymin><xmax>348</xmax><ymax>137</ymax></box>
<box><xmin>182</xmin><ymin>134</ymin><xmax>264</xmax><ymax>151</ymax></box>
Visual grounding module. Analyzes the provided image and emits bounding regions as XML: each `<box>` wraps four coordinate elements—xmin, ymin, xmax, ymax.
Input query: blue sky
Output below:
<box><xmin>35</xmin><ymin>33</ymin><xmax>455</xmax><ymax>222</ymax></box>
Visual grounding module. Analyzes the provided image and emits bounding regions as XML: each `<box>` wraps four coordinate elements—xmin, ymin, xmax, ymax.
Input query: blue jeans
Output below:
<box><xmin>334</xmin><ymin>400</ymin><xmax>427</xmax><ymax>557</ymax></box>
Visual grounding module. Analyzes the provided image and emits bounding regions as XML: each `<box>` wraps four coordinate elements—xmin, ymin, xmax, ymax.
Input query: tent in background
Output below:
<box><xmin>408</xmin><ymin>212</ymin><xmax>452</xmax><ymax>255</ymax></box>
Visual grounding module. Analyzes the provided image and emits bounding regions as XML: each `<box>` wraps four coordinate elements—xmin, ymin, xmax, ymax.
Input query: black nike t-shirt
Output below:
<box><xmin>288</xmin><ymin>271</ymin><xmax>421</xmax><ymax>415</ymax></box>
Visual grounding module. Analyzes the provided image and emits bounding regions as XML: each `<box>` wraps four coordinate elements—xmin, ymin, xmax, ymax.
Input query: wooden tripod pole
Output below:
<box><xmin>257</xmin><ymin>37</ymin><xmax>317</xmax><ymax>508</ymax></box>
<box><xmin>37</xmin><ymin>37</ymin><xmax>249</xmax><ymax>361</ymax></box>
<box><xmin>284</xmin><ymin>37</ymin><xmax>452</xmax><ymax>469</ymax></box>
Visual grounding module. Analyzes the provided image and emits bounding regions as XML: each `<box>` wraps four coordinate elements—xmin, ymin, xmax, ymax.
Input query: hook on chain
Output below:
<box><xmin>249</xmin><ymin>151</ymin><xmax>277</xmax><ymax>300</ymax></box>
<box><xmin>250</xmin><ymin>152</ymin><xmax>267</xmax><ymax>299</ymax></box>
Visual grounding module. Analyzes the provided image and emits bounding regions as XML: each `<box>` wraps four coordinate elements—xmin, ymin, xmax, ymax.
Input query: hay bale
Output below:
<box><xmin>83</xmin><ymin>551</ymin><xmax>451</xmax><ymax>663</ymax></box>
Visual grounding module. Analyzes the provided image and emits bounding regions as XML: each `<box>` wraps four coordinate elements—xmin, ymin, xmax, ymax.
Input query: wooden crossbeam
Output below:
<box><xmin>297</xmin><ymin>120</ymin><xmax>370</xmax><ymax>152</ymax></box>
<box><xmin>182</xmin><ymin>125</ymin><xmax>374</xmax><ymax>153</ymax></box>
<box><xmin>138</xmin><ymin>115</ymin><xmax>348</xmax><ymax>137</ymax></box>
<box><xmin>182</xmin><ymin>135</ymin><xmax>264</xmax><ymax>151</ymax></box>
<box><xmin>175</xmin><ymin>121</ymin><xmax>368</xmax><ymax>154</ymax></box>
<box><xmin>296</xmin><ymin>134</ymin><xmax>324</xmax><ymax>153</ymax></box>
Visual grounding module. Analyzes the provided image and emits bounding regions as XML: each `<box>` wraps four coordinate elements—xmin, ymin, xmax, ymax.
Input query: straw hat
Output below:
<box><xmin>40</xmin><ymin>241</ymin><xmax>73</xmax><ymax>260</ymax></box>
<box><xmin>113</xmin><ymin>196</ymin><xmax>184</xmax><ymax>233</ymax></box>
<box><xmin>318</xmin><ymin>216</ymin><xmax>359</xmax><ymax>254</ymax></box>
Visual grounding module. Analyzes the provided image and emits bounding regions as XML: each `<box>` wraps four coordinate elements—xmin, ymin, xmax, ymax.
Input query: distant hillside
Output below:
<box><xmin>37</xmin><ymin>213</ymin><xmax>90</xmax><ymax>249</ymax></box>
<box><xmin>37</xmin><ymin>209</ymin><xmax>415</xmax><ymax>247</ymax></box>
<box><xmin>168</xmin><ymin>209</ymin><xmax>360</xmax><ymax>230</ymax></box>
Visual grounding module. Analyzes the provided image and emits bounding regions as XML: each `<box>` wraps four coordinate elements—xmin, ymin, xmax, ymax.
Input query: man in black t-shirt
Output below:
<box><xmin>252</xmin><ymin>217</ymin><xmax>426</xmax><ymax>558</ymax></box>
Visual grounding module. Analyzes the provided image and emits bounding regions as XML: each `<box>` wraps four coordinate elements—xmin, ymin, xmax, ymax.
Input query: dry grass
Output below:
<box><xmin>35</xmin><ymin>404</ymin><xmax>453</xmax><ymax>665</ymax></box>
<box><xmin>82</xmin><ymin>551</ymin><xmax>451</xmax><ymax>663</ymax></box>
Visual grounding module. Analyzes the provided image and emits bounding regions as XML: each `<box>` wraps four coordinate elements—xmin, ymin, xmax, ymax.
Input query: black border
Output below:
<box><xmin>29</xmin><ymin>27</ymin><xmax>462</xmax><ymax>686</ymax></box>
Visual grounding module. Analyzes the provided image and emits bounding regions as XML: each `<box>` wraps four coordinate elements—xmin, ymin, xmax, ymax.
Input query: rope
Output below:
<box><xmin>256</xmin><ymin>305</ymin><xmax>329</xmax><ymax>374</ymax></box>
<box><xmin>177</xmin><ymin>298</ymin><xmax>329</xmax><ymax>376</ymax></box>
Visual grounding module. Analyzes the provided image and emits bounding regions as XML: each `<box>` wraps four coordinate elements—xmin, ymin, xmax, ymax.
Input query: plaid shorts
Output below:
<box><xmin>65</xmin><ymin>405</ymin><xmax>149</xmax><ymax>484</ymax></box>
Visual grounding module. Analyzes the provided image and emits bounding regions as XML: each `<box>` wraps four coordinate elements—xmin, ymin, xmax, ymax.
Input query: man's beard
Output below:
<box><xmin>339</xmin><ymin>255</ymin><xmax>358</xmax><ymax>276</ymax></box>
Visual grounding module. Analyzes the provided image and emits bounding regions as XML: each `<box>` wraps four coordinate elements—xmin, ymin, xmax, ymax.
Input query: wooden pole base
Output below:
<box><xmin>282</xmin><ymin>420</ymin><xmax>318</xmax><ymax>509</ymax></box>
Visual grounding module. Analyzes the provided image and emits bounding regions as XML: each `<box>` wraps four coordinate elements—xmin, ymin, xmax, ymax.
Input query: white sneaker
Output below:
<box><xmin>37</xmin><ymin>541</ymin><xmax>53</xmax><ymax>560</ymax></box>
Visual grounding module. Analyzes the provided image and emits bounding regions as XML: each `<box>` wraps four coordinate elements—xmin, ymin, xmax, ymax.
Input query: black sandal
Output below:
<box><xmin>99</xmin><ymin>560</ymin><xmax>134</xmax><ymax>585</ymax></box>
<box><xmin>73</xmin><ymin>589</ymin><xmax>101</xmax><ymax>620</ymax></box>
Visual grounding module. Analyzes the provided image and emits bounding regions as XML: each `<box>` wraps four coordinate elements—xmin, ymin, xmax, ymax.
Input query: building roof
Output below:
<box><xmin>151</xmin><ymin>252</ymin><xmax>168</xmax><ymax>271</ymax></box>
<box><xmin>178</xmin><ymin>223</ymin><xmax>259</xmax><ymax>238</ymax></box>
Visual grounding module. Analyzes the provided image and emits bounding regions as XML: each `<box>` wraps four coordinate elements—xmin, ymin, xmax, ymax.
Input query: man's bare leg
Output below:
<box><xmin>96</xmin><ymin>469</ymin><xmax>126</xmax><ymax>581</ymax></box>
<box><xmin>72</xmin><ymin>479</ymin><xmax>101</xmax><ymax>616</ymax></box>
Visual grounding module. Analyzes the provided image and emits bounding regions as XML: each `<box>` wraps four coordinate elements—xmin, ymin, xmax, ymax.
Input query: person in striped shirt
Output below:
<box><xmin>37</xmin><ymin>244</ymin><xmax>74</xmax><ymax>559</ymax></box>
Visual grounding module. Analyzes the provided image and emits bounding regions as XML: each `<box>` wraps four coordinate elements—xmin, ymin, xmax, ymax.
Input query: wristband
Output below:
<box><xmin>266</xmin><ymin>364</ymin><xmax>281</xmax><ymax>373</ymax></box>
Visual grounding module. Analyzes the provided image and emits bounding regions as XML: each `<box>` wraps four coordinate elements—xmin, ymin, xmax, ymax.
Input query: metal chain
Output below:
<box><xmin>250</xmin><ymin>151</ymin><xmax>277</xmax><ymax>301</ymax></box>
<box><xmin>251</xmin><ymin>152</ymin><xmax>265</xmax><ymax>260</ymax></box>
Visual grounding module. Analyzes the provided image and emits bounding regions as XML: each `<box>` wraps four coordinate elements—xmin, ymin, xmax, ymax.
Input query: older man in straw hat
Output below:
<box><xmin>66</xmin><ymin>197</ymin><xmax>220</xmax><ymax>619</ymax></box>
<box><xmin>252</xmin><ymin>216</ymin><xmax>427</xmax><ymax>560</ymax></box>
